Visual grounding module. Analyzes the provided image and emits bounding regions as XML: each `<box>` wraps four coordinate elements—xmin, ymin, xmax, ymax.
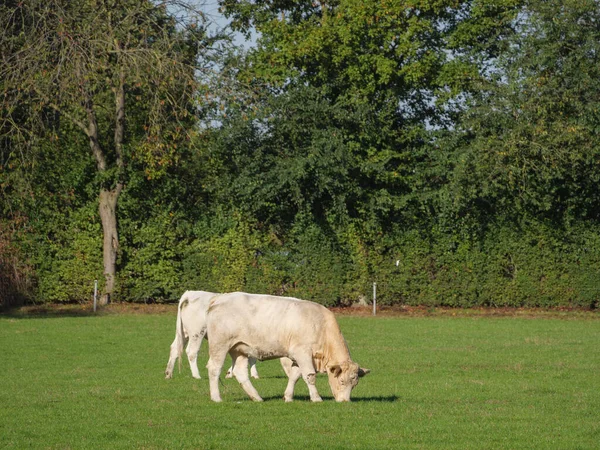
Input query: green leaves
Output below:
<box><xmin>451</xmin><ymin>0</ymin><xmax>600</xmax><ymax>225</ymax></box>
<box><xmin>3</xmin><ymin>0</ymin><xmax>600</xmax><ymax>306</ymax></box>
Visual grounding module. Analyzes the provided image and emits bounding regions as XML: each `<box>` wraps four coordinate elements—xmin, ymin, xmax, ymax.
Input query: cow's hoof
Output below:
<box><xmin>165</xmin><ymin>372</ymin><xmax>172</xmax><ymax>379</ymax></box>
<box><xmin>310</xmin><ymin>397</ymin><xmax>323</xmax><ymax>403</ymax></box>
<box><xmin>251</xmin><ymin>396</ymin><xmax>264</xmax><ymax>402</ymax></box>
<box><xmin>284</xmin><ymin>397</ymin><xmax>293</xmax><ymax>403</ymax></box>
<box><xmin>251</xmin><ymin>375</ymin><xmax>260</xmax><ymax>379</ymax></box>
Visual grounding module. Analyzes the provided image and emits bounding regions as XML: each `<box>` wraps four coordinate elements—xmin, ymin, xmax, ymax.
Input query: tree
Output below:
<box><xmin>1</xmin><ymin>0</ymin><xmax>211</xmax><ymax>303</ymax></box>
<box><xmin>214</xmin><ymin>0</ymin><xmax>523</xmax><ymax>235</ymax></box>
<box><xmin>221</xmin><ymin>0</ymin><xmax>521</xmax><ymax>116</ymax></box>
<box><xmin>448</xmin><ymin>0</ymin><xmax>600</xmax><ymax>227</ymax></box>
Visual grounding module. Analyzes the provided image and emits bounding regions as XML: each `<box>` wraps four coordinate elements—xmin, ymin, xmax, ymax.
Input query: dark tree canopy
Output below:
<box><xmin>2</xmin><ymin>0</ymin><xmax>599</xmax><ymax>308</ymax></box>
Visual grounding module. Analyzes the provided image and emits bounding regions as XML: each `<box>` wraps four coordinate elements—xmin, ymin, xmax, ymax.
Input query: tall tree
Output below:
<box><xmin>215</xmin><ymin>0</ymin><xmax>522</xmax><ymax>232</ymax></box>
<box><xmin>220</xmin><ymin>0</ymin><xmax>521</xmax><ymax>117</ymax></box>
<box><xmin>448</xmin><ymin>0</ymin><xmax>600</xmax><ymax>227</ymax></box>
<box><xmin>1</xmin><ymin>0</ymin><xmax>211</xmax><ymax>303</ymax></box>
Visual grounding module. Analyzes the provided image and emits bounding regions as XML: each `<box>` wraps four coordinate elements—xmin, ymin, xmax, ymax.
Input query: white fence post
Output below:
<box><xmin>93</xmin><ymin>280</ymin><xmax>98</xmax><ymax>313</ymax></box>
<box><xmin>372</xmin><ymin>281</ymin><xmax>377</xmax><ymax>316</ymax></box>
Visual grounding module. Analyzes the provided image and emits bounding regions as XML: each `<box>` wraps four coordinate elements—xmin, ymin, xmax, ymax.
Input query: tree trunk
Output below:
<box><xmin>98</xmin><ymin>184</ymin><xmax>122</xmax><ymax>305</ymax></box>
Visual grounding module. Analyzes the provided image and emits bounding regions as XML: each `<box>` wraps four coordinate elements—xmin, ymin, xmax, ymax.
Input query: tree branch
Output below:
<box><xmin>45</xmin><ymin>101</ymin><xmax>90</xmax><ymax>137</ymax></box>
<box><xmin>114</xmin><ymin>44</ymin><xmax>126</xmax><ymax>171</ymax></box>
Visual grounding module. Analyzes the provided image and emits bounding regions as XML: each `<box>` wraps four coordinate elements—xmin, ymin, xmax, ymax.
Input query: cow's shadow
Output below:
<box><xmin>260</xmin><ymin>394</ymin><xmax>399</xmax><ymax>403</ymax></box>
<box><xmin>258</xmin><ymin>374</ymin><xmax>397</xmax><ymax>402</ymax></box>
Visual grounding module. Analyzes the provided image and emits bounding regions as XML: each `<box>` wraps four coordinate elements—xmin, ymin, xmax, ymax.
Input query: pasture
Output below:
<box><xmin>1</xmin><ymin>307</ymin><xmax>599</xmax><ymax>449</ymax></box>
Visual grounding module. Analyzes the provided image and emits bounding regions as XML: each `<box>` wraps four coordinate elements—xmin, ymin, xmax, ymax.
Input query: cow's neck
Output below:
<box><xmin>315</xmin><ymin>320</ymin><xmax>352</xmax><ymax>372</ymax></box>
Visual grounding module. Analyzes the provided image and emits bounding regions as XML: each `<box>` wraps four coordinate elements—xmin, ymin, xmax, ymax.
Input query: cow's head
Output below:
<box><xmin>326</xmin><ymin>360</ymin><xmax>370</xmax><ymax>402</ymax></box>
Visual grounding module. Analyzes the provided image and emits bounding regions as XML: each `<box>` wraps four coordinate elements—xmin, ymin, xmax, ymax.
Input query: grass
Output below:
<box><xmin>0</xmin><ymin>307</ymin><xmax>599</xmax><ymax>449</ymax></box>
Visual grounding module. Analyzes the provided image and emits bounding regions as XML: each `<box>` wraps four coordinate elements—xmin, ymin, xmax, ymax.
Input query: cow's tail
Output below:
<box><xmin>176</xmin><ymin>294</ymin><xmax>189</xmax><ymax>374</ymax></box>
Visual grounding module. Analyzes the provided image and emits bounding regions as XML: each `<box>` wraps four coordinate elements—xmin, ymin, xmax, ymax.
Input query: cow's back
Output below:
<box><xmin>207</xmin><ymin>292</ymin><xmax>332</xmax><ymax>360</ymax></box>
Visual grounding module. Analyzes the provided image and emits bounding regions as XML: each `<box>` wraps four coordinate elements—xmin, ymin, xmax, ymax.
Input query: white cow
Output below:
<box><xmin>205</xmin><ymin>292</ymin><xmax>370</xmax><ymax>402</ymax></box>
<box><xmin>165</xmin><ymin>290</ymin><xmax>258</xmax><ymax>380</ymax></box>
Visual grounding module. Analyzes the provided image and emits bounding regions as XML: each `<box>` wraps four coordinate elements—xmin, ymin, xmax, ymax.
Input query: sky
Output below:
<box><xmin>202</xmin><ymin>0</ymin><xmax>257</xmax><ymax>49</ymax></box>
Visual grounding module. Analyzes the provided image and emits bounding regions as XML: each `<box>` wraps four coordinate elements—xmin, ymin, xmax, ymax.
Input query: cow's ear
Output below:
<box><xmin>358</xmin><ymin>367</ymin><xmax>371</xmax><ymax>377</ymax></box>
<box><xmin>328</xmin><ymin>365</ymin><xmax>342</xmax><ymax>377</ymax></box>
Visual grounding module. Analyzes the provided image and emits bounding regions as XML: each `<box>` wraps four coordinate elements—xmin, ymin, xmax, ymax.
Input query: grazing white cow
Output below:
<box><xmin>205</xmin><ymin>292</ymin><xmax>369</xmax><ymax>402</ymax></box>
<box><xmin>165</xmin><ymin>290</ymin><xmax>258</xmax><ymax>380</ymax></box>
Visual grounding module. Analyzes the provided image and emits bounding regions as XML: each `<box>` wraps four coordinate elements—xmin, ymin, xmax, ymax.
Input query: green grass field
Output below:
<box><xmin>1</xmin><ymin>308</ymin><xmax>599</xmax><ymax>449</ymax></box>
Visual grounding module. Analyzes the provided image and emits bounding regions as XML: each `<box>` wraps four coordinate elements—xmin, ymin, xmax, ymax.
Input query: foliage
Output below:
<box><xmin>0</xmin><ymin>0</ymin><xmax>210</xmax><ymax>301</ymax></box>
<box><xmin>0</xmin><ymin>220</ymin><xmax>34</xmax><ymax>307</ymax></box>
<box><xmin>118</xmin><ymin>211</ymin><xmax>183</xmax><ymax>303</ymax></box>
<box><xmin>448</xmin><ymin>0</ymin><xmax>600</xmax><ymax>226</ymax></box>
<box><xmin>1</xmin><ymin>0</ymin><xmax>600</xmax><ymax>307</ymax></box>
<box><xmin>0</xmin><ymin>128</ymin><xmax>102</xmax><ymax>304</ymax></box>
<box><xmin>370</xmin><ymin>222</ymin><xmax>600</xmax><ymax>308</ymax></box>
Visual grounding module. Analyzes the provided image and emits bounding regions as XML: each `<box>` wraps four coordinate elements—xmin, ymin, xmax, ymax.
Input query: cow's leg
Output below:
<box><xmin>280</xmin><ymin>356</ymin><xmax>293</xmax><ymax>378</ymax></box>
<box><xmin>249</xmin><ymin>357</ymin><xmax>259</xmax><ymax>379</ymax></box>
<box><xmin>294</xmin><ymin>354</ymin><xmax>322</xmax><ymax>402</ymax></box>
<box><xmin>225</xmin><ymin>359</ymin><xmax>234</xmax><ymax>379</ymax></box>
<box><xmin>206</xmin><ymin>348</ymin><xmax>228</xmax><ymax>402</ymax></box>
<box><xmin>186</xmin><ymin>330</ymin><xmax>205</xmax><ymax>379</ymax></box>
<box><xmin>282</xmin><ymin>359</ymin><xmax>303</xmax><ymax>402</ymax></box>
<box><xmin>231</xmin><ymin>351</ymin><xmax>263</xmax><ymax>402</ymax></box>
<box><xmin>165</xmin><ymin>336</ymin><xmax>181</xmax><ymax>379</ymax></box>
<box><xmin>226</xmin><ymin>356</ymin><xmax>259</xmax><ymax>379</ymax></box>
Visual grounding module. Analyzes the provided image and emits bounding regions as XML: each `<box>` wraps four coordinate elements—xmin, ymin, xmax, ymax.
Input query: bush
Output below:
<box><xmin>27</xmin><ymin>204</ymin><xmax>103</xmax><ymax>304</ymax></box>
<box><xmin>0</xmin><ymin>221</ymin><xmax>35</xmax><ymax>307</ymax></box>
<box><xmin>117</xmin><ymin>212</ymin><xmax>183</xmax><ymax>303</ymax></box>
<box><xmin>179</xmin><ymin>213</ymin><xmax>348</xmax><ymax>306</ymax></box>
<box><xmin>369</xmin><ymin>222</ymin><xmax>600</xmax><ymax>308</ymax></box>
